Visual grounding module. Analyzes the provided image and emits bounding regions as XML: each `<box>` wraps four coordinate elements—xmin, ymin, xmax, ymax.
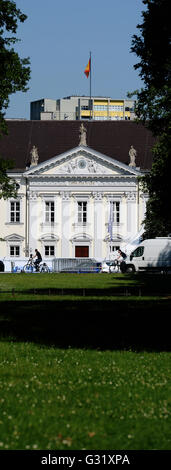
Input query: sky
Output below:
<box><xmin>5</xmin><ymin>0</ymin><xmax>145</xmax><ymax>119</ymax></box>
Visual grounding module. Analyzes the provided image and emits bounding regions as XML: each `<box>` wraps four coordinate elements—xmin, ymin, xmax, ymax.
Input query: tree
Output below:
<box><xmin>130</xmin><ymin>0</ymin><xmax>171</xmax><ymax>237</ymax></box>
<box><xmin>0</xmin><ymin>157</ymin><xmax>18</xmax><ymax>199</ymax></box>
<box><xmin>0</xmin><ymin>0</ymin><xmax>30</xmax><ymax>197</ymax></box>
<box><xmin>140</xmin><ymin>134</ymin><xmax>171</xmax><ymax>238</ymax></box>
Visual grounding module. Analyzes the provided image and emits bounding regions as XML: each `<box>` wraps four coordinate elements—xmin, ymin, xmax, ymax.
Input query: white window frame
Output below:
<box><xmin>45</xmin><ymin>201</ymin><xmax>55</xmax><ymax>223</ymax></box>
<box><xmin>4</xmin><ymin>233</ymin><xmax>24</xmax><ymax>258</ymax></box>
<box><xmin>73</xmin><ymin>195</ymin><xmax>90</xmax><ymax>228</ymax></box>
<box><xmin>111</xmin><ymin>201</ymin><xmax>120</xmax><ymax>224</ymax></box>
<box><xmin>40</xmin><ymin>234</ymin><xmax>59</xmax><ymax>258</ymax></box>
<box><xmin>77</xmin><ymin>201</ymin><xmax>87</xmax><ymax>224</ymax></box>
<box><xmin>7</xmin><ymin>198</ymin><xmax>22</xmax><ymax>224</ymax></box>
<box><xmin>10</xmin><ymin>201</ymin><xmax>20</xmax><ymax>222</ymax></box>
<box><xmin>44</xmin><ymin>245</ymin><xmax>55</xmax><ymax>257</ymax></box>
<box><xmin>10</xmin><ymin>245</ymin><xmax>20</xmax><ymax>257</ymax></box>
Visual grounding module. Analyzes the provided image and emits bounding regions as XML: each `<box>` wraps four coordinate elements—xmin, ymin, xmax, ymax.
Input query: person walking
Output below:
<box><xmin>116</xmin><ymin>249</ymin><xmax>126</xmax><ymax>272</ymax></box>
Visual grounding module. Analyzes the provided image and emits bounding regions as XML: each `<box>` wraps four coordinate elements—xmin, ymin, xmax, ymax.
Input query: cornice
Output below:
<box><xmin>27</xmin><ymin>174</ymin><xmax>138</xmax><ymax>180</ymax></box>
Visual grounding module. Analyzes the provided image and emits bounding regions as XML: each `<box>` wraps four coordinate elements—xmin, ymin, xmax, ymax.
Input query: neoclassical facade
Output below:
<box><xmin>0</xmin><ymin>135</ymin><xmax>147</xmax><ymax>269</ymax></box>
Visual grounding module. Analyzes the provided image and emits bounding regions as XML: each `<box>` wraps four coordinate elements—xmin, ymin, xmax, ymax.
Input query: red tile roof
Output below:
<box><xmin>0</xmin><ymin>120</ymin><xmax>156</xmax><ymax>170</ymax></box>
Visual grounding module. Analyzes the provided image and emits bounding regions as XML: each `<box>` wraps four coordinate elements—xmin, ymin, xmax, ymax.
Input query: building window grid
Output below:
<box><xmin>111</xmin><ymin>201</ymin><xmax>120</xmax><ymax>224</ymax></box>
<box><xmin>45</xmin><ymin>245</ymin><xmax>55</xmax><ymax>256</ymax></box>
<box><xmin>94</xmin><ymin>105</ymin><xmax>108</xmax><ymax>111</ymax></box>
<box><xmin>78</xmin><ymin>201</ymin><xmax>87</xmax><ymax>223</ymax></box>
<box><xmin>94</xmin><ymin>116</ymin><xmax>108</xmax><ymax>121</ymax></box>
<box><xmin>45</xmin><ymin>201</ymin><xmax>55</xmax><ymax>223</ymax></box>
<box><xmin>10</xmin><ymin>245</ymin><xmax>20</xmax><ymax>256</ymax></box>
<box><xmin>109</xmin><ymin>105</ymin><xmax>123</xmax><ymax>111</ymax></box>
<box><xmin>10</xmin><ymin>201</ymin><xmax>20</xmax><ymax>223</ymax></box>
<box><xmin>94</xmin><ymin>105</ymin><xmax>124</xmax><ymax>112</ymax></box>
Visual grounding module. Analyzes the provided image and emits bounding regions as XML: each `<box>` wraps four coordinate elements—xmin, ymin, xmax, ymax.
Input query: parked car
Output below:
<box><xmin>120</xmin><ymin>237</ymin><xmax>171</xmax><ymax>273</ymax></box>
<box><xmin>101</xmin><ymin>260</ymin><xmax>118</xmax><ymax>273</ymax></box>
<box><xmin>60</xmin><ymin>261</ymin><xmax>102</xmax><ymax>273</ymax></box>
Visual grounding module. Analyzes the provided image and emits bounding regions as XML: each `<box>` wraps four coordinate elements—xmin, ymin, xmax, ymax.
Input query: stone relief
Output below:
<box><xmin>124</xmin><ymin>191</ymin><xmax>137</xmax><ymax>201</ymax></box>
<box><xmin>29</xmin><ymin>191</ymin><xmax>39</xmax><ymax>201</ymax></box>
<box><xmin>60</xmin><ymin>191</ymin><xmax>72</xmax><ymax>201</ymax></box>
<box><xmin>58</xmin><ymin>157</ymin><xmax>108</xmax><ymax>174</ymax></box>
<box><xmin>92</xmin><ymin>191</ymin><xmax>103</xmax><ymax>200</ymax></box>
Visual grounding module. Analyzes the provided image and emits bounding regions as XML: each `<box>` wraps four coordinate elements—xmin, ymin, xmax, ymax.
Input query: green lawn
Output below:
<box><xmin>0</xmin><ymin>342</ymin><xmax>170</xmax><ymax>450</ymax></box>
<box><xmin>0</xmin><ymin>272</ymin><xmax>170</xmax><ymax>350</ymax></box>
<box><xmin>0</xmin><ymin>272</ymin><xmax>171</xmax><ymax>298</ymax></box>
<box><xmin>0</xmin><ymin>273</ymin><xmax>170</xmax><ymax>450</ymax></box>
<box><xmin>0</xmin><ymin>271</ymin><xmax>170</xmax><ymax>288</ymax></box>
<box><xmin>0</xmin><ymin>272</ymin><xmax>138</xmax><ymax>291</ymax></box>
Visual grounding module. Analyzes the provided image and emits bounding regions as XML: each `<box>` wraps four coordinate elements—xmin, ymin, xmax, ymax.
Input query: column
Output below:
<box><xmin>60</xmin><ymin>191</ymin><xmax>71</xmax><ymax>258</ymax></box>
<box><xmin>28</xmin><ymin>191</ymin><xmax>40</xmax><ymax>254</ymax></box>
<box><xmin>93</xmin><ymin>192</ymin><xmax>103</xmax><ymax>258</ymax></box>
<box><xmin>125</xmin><ymin>191</ymin><xmax>137</xmax><ymax>239</ymax></box>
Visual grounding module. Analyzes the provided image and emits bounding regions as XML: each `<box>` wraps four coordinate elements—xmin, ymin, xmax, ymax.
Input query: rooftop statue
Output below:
<box><xmin>30</xmin><ymin>145</ymin><xmax>39</xmax><ymax>166</ymax></box>
<box><xmin>129</xmin><ymin>145</ymin><xmax>136</xmax><ymax>167</ymax></box>
<box><xmin>79</xmin><ymin>123</ymin><xmax>87</xmax><ymax>146</ymax></box>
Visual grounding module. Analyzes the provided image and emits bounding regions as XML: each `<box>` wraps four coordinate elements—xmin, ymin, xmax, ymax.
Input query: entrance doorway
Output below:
<box><xmin>75</xmin><ymin>246</ymin><xmax>89</xmax><ymax>258</ymax></box>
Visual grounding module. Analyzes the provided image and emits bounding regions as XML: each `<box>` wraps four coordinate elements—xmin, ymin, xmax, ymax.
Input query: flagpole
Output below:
<box><xmin>90</xmin><ymin>51</ymin><xmax>92</xmax><ymax>120</ymax></box>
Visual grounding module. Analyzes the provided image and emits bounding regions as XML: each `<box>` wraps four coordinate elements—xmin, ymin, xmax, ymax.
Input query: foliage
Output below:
<box><xmin>141</xmin><ymin>134</ymin><xmax>171</xmax><ymax>237</ymax></box>
<box><xmin>130</xmin><ymin>0</ymin><xmax>171</xmax><ymax>237</ymax></box>
<box><xmin>130</xmin><ymin>0</ymin><xmax>171</xmax><ymax>137</ymax></box>
<box><xmin>0</xmin><ymin>0</ymin><xmax>30</xmax><ymax>133</ymax></box>
<box><xmin>0</xmin><ymin>1</ymin><xmax>30</xmax><ymax>198</ymax></box>
<box><xmin>0</xmin><ymin>157</ymin><xmax>17</xmax><ymax>199</ymax></box>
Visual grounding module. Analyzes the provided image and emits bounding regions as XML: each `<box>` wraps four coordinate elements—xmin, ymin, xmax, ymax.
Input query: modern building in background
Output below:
<box><xmin>30</xmin><ymin>96</ymin><xmax>136</xmax><ymax>121</ymax></box>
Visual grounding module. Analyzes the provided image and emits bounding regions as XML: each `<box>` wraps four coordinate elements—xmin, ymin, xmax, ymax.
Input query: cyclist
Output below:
<box><xmin>33</xmin><ymin>249</ymin><xmax>42</xmax><ymax>272</ymax></box>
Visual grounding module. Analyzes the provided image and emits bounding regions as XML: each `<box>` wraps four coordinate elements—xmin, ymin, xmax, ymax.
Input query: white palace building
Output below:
<box><xmin>0</xmin><ymin>120</ymin><xmax>155</xmax><ymax>271</ymax></box>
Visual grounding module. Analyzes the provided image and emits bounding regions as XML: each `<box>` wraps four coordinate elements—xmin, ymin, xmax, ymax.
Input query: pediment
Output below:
<box><xmin>24</xmin><ymin>145</ymin><xmax>141</xmax><ymax>177</ymax></box>
<box><xmin>4</xmin><ymin>233</ymin><xmax>25</xmax><ymax>241</ymax></box>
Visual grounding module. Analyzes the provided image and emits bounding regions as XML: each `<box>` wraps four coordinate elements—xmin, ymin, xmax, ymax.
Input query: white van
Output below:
<box><xmin>120</xmin><ymin>237</ymin><xmax>171</xmax><ymax>273</ymax></box>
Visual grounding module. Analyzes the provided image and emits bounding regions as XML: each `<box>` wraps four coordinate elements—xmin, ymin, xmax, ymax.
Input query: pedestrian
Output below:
<box><xmin>116</xmin><ymin>249</ymin><xmax>126</xmax><ymax>271</ymax></box>
<box><xmin>117</xmin><ymin>249</ymin><xmax>126</xmax><ymax>261</ymax></box>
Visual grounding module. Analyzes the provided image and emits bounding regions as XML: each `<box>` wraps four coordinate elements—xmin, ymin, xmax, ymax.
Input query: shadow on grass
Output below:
<box><xmin>0</xmin><ymin>298</ymin><xmax>170</xmax><ymax>351</ymax></box>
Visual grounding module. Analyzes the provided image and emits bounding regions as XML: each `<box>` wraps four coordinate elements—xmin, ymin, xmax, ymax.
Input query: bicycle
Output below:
<box><xmin>22</xmin><ymin>259</ymin><xmax>50</xmax><ymax>273</ymax></box>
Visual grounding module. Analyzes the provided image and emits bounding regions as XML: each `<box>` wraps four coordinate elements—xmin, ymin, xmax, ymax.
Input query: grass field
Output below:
<box><xmin>0</xmin><ymin>272</ymin><xmax>170</xmax><ymax>450</ymax></box>
<box><xmin>0</xmin><ymin>272</ymin><xmax>170</xmax><ymax>349</ymax></box>
<box><xmin>0</xmin><ymin>342</ymin><xmax>170</xmax><ymax>450</ymax></box>
<box><xmin>0</xmin><ymin>271</ymin><xmax>171</xmax><ymax>301</ymax></box>
<box><xmin>0</xmin><ymin>271</ymin><xmax>171</xmax><ymax>291</ymax></box>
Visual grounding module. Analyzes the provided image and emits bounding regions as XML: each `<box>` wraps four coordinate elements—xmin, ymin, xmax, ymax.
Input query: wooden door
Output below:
<box><xmin>75</xmin><ymin>246</ymin><xmax>89</xmax><ymax>257</ymax></box>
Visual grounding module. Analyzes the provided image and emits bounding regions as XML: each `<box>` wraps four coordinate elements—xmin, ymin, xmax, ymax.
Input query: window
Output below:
<box><xmin>10</xmin><ymin>201</ymin><xmax>20</xmax><ymax>223</ymax></box>
<box><xmin>78</xmin><ymin>201</ymin><xmax>87</xmax><ymax>223</ymax></box>
<box><xmin>10</xmin><ymin>246</ymin><xmax>20</xmax><ymax>256</ymax></box>
<box><xmin>45</xmin><ymin>245</ymin><xmax>55</xmax><ymax>256</ymax></box>
<box><xmin>130</xmin><ymin>246</ymin><xmax>144</xmax><ymax>259</ymax></box>
<box><xmin>109</xmin><ymin>245</ymin><xmax>120</xmax><ymax>253</ymax></box>
<box><xmin>45</xmin><ymin>201</ymin><xmax>54</xmax><ymax>223</ymax></box>
<box><xmin>109</xmin><ymin>105</ymin><xmax>123</xmax><ymax>111</ymax></box>
<box><xmin>94</xmin><ymin>105</ymin><xmax>107</xmax><ymax>110</ymax></box>
<box><xmin>112</xmin><ymin>202</ymin><xmax>120</xmax><ymax>223</ymax></box>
